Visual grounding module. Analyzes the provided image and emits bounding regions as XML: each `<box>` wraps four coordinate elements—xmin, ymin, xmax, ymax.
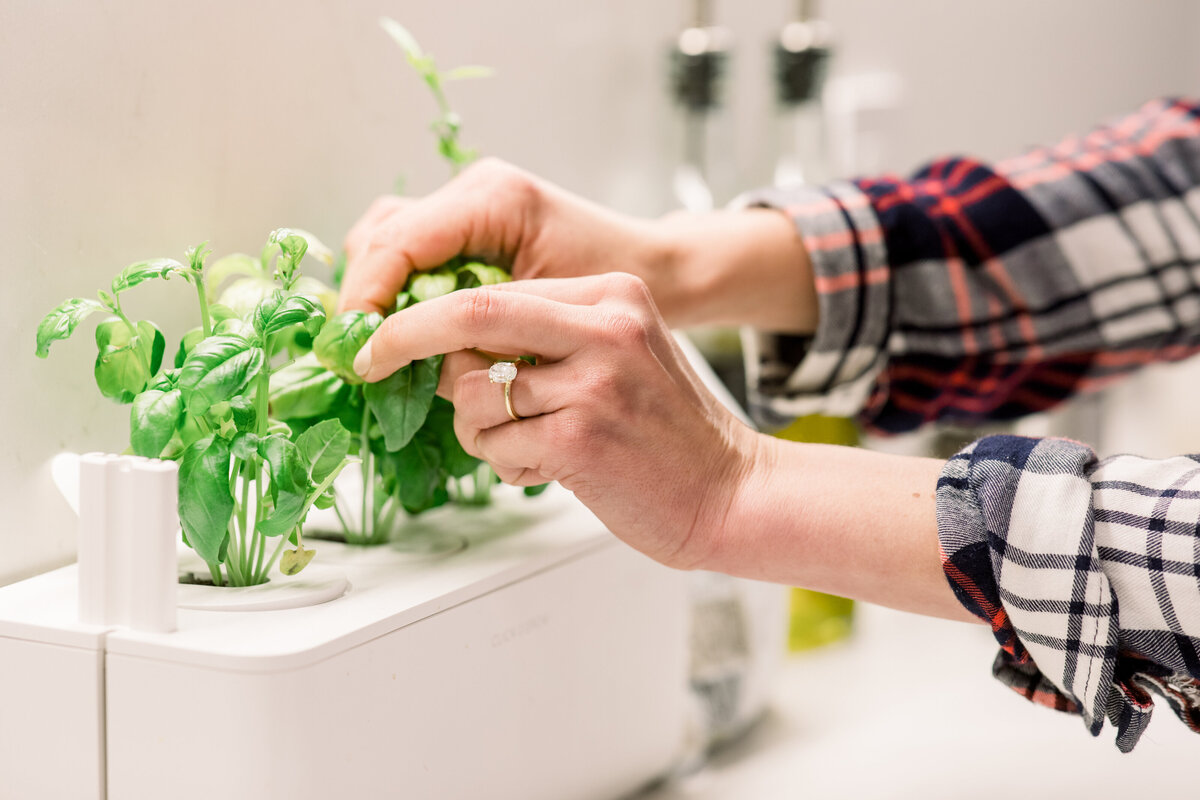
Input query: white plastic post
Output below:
<box><xmin>77</xmin><ymin>452</ymin><xmax>114</xmax><ymax>626</ymax></box>
<box><xmin>129</xmin><ymin>459</ymin><xmax>179</xmax><ymax>633</ymax></box>
<box><xmin>76</xmin><ymin>453</ymin><xmax>179</xmax><ymax>633</ymax></box>
<box><xmin>104</xmin><ymin>456</ymin><xmax>138</xmax><ymax>624</ymax></box>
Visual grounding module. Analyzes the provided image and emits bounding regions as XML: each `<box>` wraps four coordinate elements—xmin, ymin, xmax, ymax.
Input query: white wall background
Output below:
<box><xmin>1</xmin><ymin>0</ymin><xmax>1196</xmax><ymax>585</ymax></box>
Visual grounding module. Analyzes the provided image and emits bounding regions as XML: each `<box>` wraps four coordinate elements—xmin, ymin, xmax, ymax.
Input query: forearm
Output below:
<box><xmin>704</xmin><ymin>435</ymin><xmax>976</xmax><ymax>623</ymax></box>
<box><xmin>649</xmin><ymin>208</ymin><xmax>817</xmax><ymax>333</ymax></box>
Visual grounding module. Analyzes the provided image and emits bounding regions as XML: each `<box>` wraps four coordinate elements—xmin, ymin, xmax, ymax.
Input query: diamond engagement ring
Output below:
<box><xmin>488</xmin><ymin>361</ymin><xmax>523</xmax><ymax>422</ymax></box>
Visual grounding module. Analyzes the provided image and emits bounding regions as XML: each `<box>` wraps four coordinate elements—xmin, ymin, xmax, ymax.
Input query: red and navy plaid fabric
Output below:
<box><xmin>744</xmin><ymin>98</ymin><xmax>1200</xmax><ymax>434</ymax></box>
<box><xmin>741</xmin><ymin>98</ymin><xmax>1200</xmax><ymax>749</ymax></box>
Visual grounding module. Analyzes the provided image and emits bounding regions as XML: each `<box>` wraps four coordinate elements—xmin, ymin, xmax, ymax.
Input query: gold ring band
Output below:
<box><xmin>504</xmin><ymin>380</ymin><xmax>521</xmax><ymax>422</ymax></box>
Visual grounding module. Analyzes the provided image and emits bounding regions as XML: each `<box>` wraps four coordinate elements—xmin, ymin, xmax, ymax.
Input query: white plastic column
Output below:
<box><xmin>77</xmin><ymin>453</ymin><xmax>179</xmax><ymax>633</ymax></box>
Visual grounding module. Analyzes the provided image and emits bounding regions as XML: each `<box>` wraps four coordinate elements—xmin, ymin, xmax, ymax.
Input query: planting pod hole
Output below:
<box><xmin>176</xmin><ymin>551</ymin><xmax>349</xmax><ymax>612</ymax></box>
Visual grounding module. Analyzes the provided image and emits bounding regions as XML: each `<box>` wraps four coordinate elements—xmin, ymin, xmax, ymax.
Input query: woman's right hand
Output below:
<box><xmin>341</xmin><ymin>158</ymin><xmax>671</xmax><ymax>314</ymax></box>
<box><xmin>339</xmin><ymin>158</ymin><xmax>816</xmax><ymax>333</ymax></box>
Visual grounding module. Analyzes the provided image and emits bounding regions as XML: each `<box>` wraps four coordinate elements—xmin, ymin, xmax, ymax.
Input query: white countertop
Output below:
<box><xmin>640</xmin><ymin>602</ymin><xmax>1197</xmax><ymax>800</ymax></box>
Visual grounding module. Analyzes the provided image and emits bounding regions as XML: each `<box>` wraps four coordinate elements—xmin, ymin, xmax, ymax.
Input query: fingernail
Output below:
<box><xmin>353</xmin><ymin>340</ymin><xmax>373</xmax><ymax>379</ymax></box>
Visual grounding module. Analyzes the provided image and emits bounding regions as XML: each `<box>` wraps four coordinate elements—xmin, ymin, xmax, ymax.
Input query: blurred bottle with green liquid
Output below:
<box><xmin>774</xmin><ymin>414</ymin><xmax>857</xmax><ymax>651</ymax></box>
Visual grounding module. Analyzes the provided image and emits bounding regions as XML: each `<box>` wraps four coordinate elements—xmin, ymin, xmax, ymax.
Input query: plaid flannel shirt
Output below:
<box><xmin>742</xmin><ymin>98</ymin><xmax>1200</xmax><ymax>750</ymax></box>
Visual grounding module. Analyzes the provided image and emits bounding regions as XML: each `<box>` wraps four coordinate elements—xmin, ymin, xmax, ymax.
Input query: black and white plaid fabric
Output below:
<box><xmin>938</xmin><ymin>436</ymin><xmax>1200</xmax><ymax>751</ymax></box>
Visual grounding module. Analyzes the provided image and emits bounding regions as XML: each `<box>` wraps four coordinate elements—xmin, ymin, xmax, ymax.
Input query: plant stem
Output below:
<box><xmin>238</xmin><ymin>465</ymin><xmax>253</xmax><ymax>583</ymax></box>
<box><xmin>193</xmin><ymin>273</ymin><xmax>213</xmax><ymax>337</ymax></box>
<box><xmin>333</xmin><ymin>495</ymin><xmax>353</xmax><ymax>540</ymax></box>
<box><xmin>261</xmin><ymin>528</ymin><xmax>292</xmax><ymax>579</ymax></box>
<box><xmin>224</xmin><ymin>518</ymin><xmax>243</xmax><ymax>586</ymax></box>
<box><xmin>256</xmin><ymin>334</ymin><xmax>273</xmax><ymax>437</ymax></box>
<box><xmin>378</xmin><ymin>496</ymin><xmax>399</xmax><ymax>544</ymax></box>
<box><xmin>360</xmin><ymin>405</ymin><xmax>372</xmax><ymax>545</ymax></box>
<box><xmin>297</xmin><ymin>460</ymin><xmax>356</xmax><ymax>523</ymax></box>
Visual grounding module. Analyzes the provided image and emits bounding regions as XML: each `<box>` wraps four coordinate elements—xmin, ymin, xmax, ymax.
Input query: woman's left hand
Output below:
<box><xmin>351</xmin><ymin>272</ymin><xmax>759</xmax><ymax>570</ymax></box>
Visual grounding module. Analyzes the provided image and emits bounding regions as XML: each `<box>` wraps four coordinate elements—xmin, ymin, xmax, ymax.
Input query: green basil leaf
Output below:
<box><xmin>268</xmin><ymin>228</ymin><xmax>311</xmax><ymax>264</ymax></box>
<box><xmin>178</xmin><ymin>335</ymin><xmax>264</xmax><ymax>416</ymax></box>
<box><xmin>130</xmin><ymin>387</ymin><xmax>184</xmax><ymax>457</ymax></box>
<box><xmin>312</xmin><ymin>310</ymin><xmax>382</xmax><ymax>385</ymax></box>
<box><xmin>269</xmin><ymin>353</ymin><xmax>347</xmax><ymax>420</ymax></box>
<box><xmin>215</xmin><ymin>317</ymin><xmax>255</xmax><ymax>341</ymax></box>
<box><xmin>394</xmin><ymin>291</ymin><xmax>414</xmax><ymax>312</ymax></box>
<box><xmin>408</xmin><ymin>269</ymin><xmax>457</xmax><ymax>302</ymax></box>
<box><xmin>267</xmin><ymin>418</ymin><xmax>293</xmax><ymax>438</ymax></box>
<box><xmin>524</xmin><ymin>483</ymin><xmax>551</xmax><ymax>497</ymax></box>
<box><xmin>217</xmin><ymin>277</ymin><xmax>275</xmax><ymax>319</ymax></box>
<box><xmin>185</xmin><ymin>242</ymin><xmax>211</xmax><ymax>273</ymax></box>
<box><xmin>380</xmin><ymin>16</ymin><xmax>424</xmax><ymax>61</ymax></box>
<box><xmin>230</xmin><ymin>431</ymin><xmax>260</xmax><ymax>462</ymax></box>
<box><xmin>93</xmin><ymin>319</ymin><xmax>163</xmax><ymax>403</ymax></box>
<box><xmin>140</xmin><ymin>320</ymin><xmax>165</xmax><ymax>377</ymax></box>
<box><xmin>254</xmin><ymin>292</ymin><xmax>326</xmax><ymax>338</ymax></box>
<box><xmin>35</xmin><ymin>298</ymin><xmax>105</xmax><ymax>358</ymax></box>
<box><xmin>363</xmin><ymin>355</ymin><xmax>442</xmax><ymax>452</ymax></box>
<box><xmin>110</xmin><ymin>258</ymin><xmax>188</xmax><ymax>294</ymax></box>
<box><xmin>426</xmin><ymin>396</ymin><xmax>478</xmax><ymax>478</ymax></box>
<box><xmin>295</xmin><ymin>419</ymin><xmax>351</xmax><ymax>483</ymax></box>
<box><xmin>313</xmin><ymin>486</ymin><xmax>337</xmax><ymax>510</ymax></box>
<box><xmin>390</xmin><ymin>431</ymin><xmax>443</xmax><ymax>514</ymax></box>
<box><xmin>175</xmin><ymin>327</ymin><xmax>205</xmax><ymax>369</ymax></box>
<box><xmin>458</xmin><ymin>262</ymin><xmax>510</xmax><ymax>287</ymax></box>
<box><xmin>442</xmin><ymin>65</ymin><xmax>495</xmax><ymax>81</ymax></box>
<box><xmin>256</xmin><ymin>434</ymin><xmax>308</xmax><ymax>538</ymax></box>
<box><xmin>179</xmin><ymin>435</ymin><xmax>234</xmax><ymax>569</ymax></box>
<box><xmin>148</xmin><ymin>368</ymin><xmax>180</xmax><ymax>392</ymax></box>
<box><xmin>229</xmin><ymin>395</ymin><xmax>257</xmax><ymax>433</ymax></box>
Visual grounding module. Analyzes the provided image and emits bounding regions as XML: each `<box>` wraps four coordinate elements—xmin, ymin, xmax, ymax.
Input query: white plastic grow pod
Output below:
<box><xmin>0</xmin><ymin>468</ymin><xmax>690</xmax><ymax>800</ymax></box>
<box><xmin>0</xmin><ymin>335</ymin><xmax>786</xmax><ymax>800</ymax></box>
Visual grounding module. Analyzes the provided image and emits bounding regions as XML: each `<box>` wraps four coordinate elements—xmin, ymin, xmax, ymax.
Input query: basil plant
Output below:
<box><xmin>37</xmin><ymin>231</ymin><xmax>355</xmax><ymax>586</ymax></box>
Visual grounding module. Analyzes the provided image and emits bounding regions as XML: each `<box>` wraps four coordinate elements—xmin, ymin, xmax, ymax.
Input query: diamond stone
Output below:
<box><xmin>488</xmin><ymin>361</ymin><xmax>518</xmax><ymax>383</ymax></box>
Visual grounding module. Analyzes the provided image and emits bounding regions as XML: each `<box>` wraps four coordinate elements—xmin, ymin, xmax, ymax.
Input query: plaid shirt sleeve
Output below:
<box><xmin>742</xmin><ymin>98</ymin><xmax>1200</xmax><ymax>434</ymax></box>
<box><xmin>939</xmin><ymin>435</ymin><xmax>1200</xmax><ymax>751</ymax></box>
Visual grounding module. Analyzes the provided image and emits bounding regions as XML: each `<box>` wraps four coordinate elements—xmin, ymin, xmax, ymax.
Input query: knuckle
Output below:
<box><xmin>455</xmin><ymin>288</ymin><xmax>499</xmax><ymax>338</ymax></box>
<box><xmin>578</xmin><ymin>361</ymin><xmax>622</xmax><ymax>400</ymax></box>
<box><xmin>552</xmin><ymin>408</ymin><xmax>594</xmax><ymax>452</ymax></box>
<box><xmin>450</xmin><ymin>372</ymin><xmax>474</xmax><ymax>410</ymax></box>
<box><xmin>469</xmin><ymin>158</ymin><xmax>540</xmax><ymax>208</ymax></box>
<box><xmin>605</xmin><ymin>271</ymin><xmax>652</xmax><ymax>304</ymax></box>
<box><xmin>603</xmin><ymin>309</ymin><xmax>652</xmax><ymax>350</ymax></box>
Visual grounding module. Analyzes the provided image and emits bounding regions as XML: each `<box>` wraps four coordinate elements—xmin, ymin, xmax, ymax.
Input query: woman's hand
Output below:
<box><xmin>352</xmin><ymin>272</ymin><xmax>759</xmax><ymax>569</ymax></box>
<box><xmin>351</xmin><ymin>269</ymin><xmax>969</xmax><ymax>621</ymax></box>
<box><xmin>340</xmin><ymin>158</ymin><xmax>817</xmax><ymax>333</ymax></box>
<box><xmin>341</xmin><ymin>159</ymin><xmax>670</xmax><ymax>314</ymax></box>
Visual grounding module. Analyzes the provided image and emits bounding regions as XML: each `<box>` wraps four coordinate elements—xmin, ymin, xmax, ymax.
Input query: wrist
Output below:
<box><xmin>652</xmin><ymin>209</ymin><xmax>816</xmax><ymax>332</ymax></box>
<box><xmin>683</xmin><ymin>428</ymin><xmax>778</xmax><ymax>573</ymax></box>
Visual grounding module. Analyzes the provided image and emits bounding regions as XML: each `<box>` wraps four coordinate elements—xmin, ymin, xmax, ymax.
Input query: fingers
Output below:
<box><xmin>339</xmin><ymin>159</ymin><xmax>541</xmax><ymax>316</ymax></box>
<box><xmin>354</xmin><ymin>288</ymin><xmax>595</xmax><ymax>382</ymax></box>
<box><xmin>467</xmin><ymin>413</ymin><xmax>566</xmax><ymax>487</ymax></box>
<box><xmin>437</xmin><ymin>349</ymin><xmax>493</xmax><ymax>398</ymax></box>
<box><xmin>450</xmin><ymin>360</ymin><xmax>569</xmax><ymax>430</ymax></box>
<box><xmin>483</xmin><ymin>273</ymin><xmax>653</xmax><ymax>309</ymax></box>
